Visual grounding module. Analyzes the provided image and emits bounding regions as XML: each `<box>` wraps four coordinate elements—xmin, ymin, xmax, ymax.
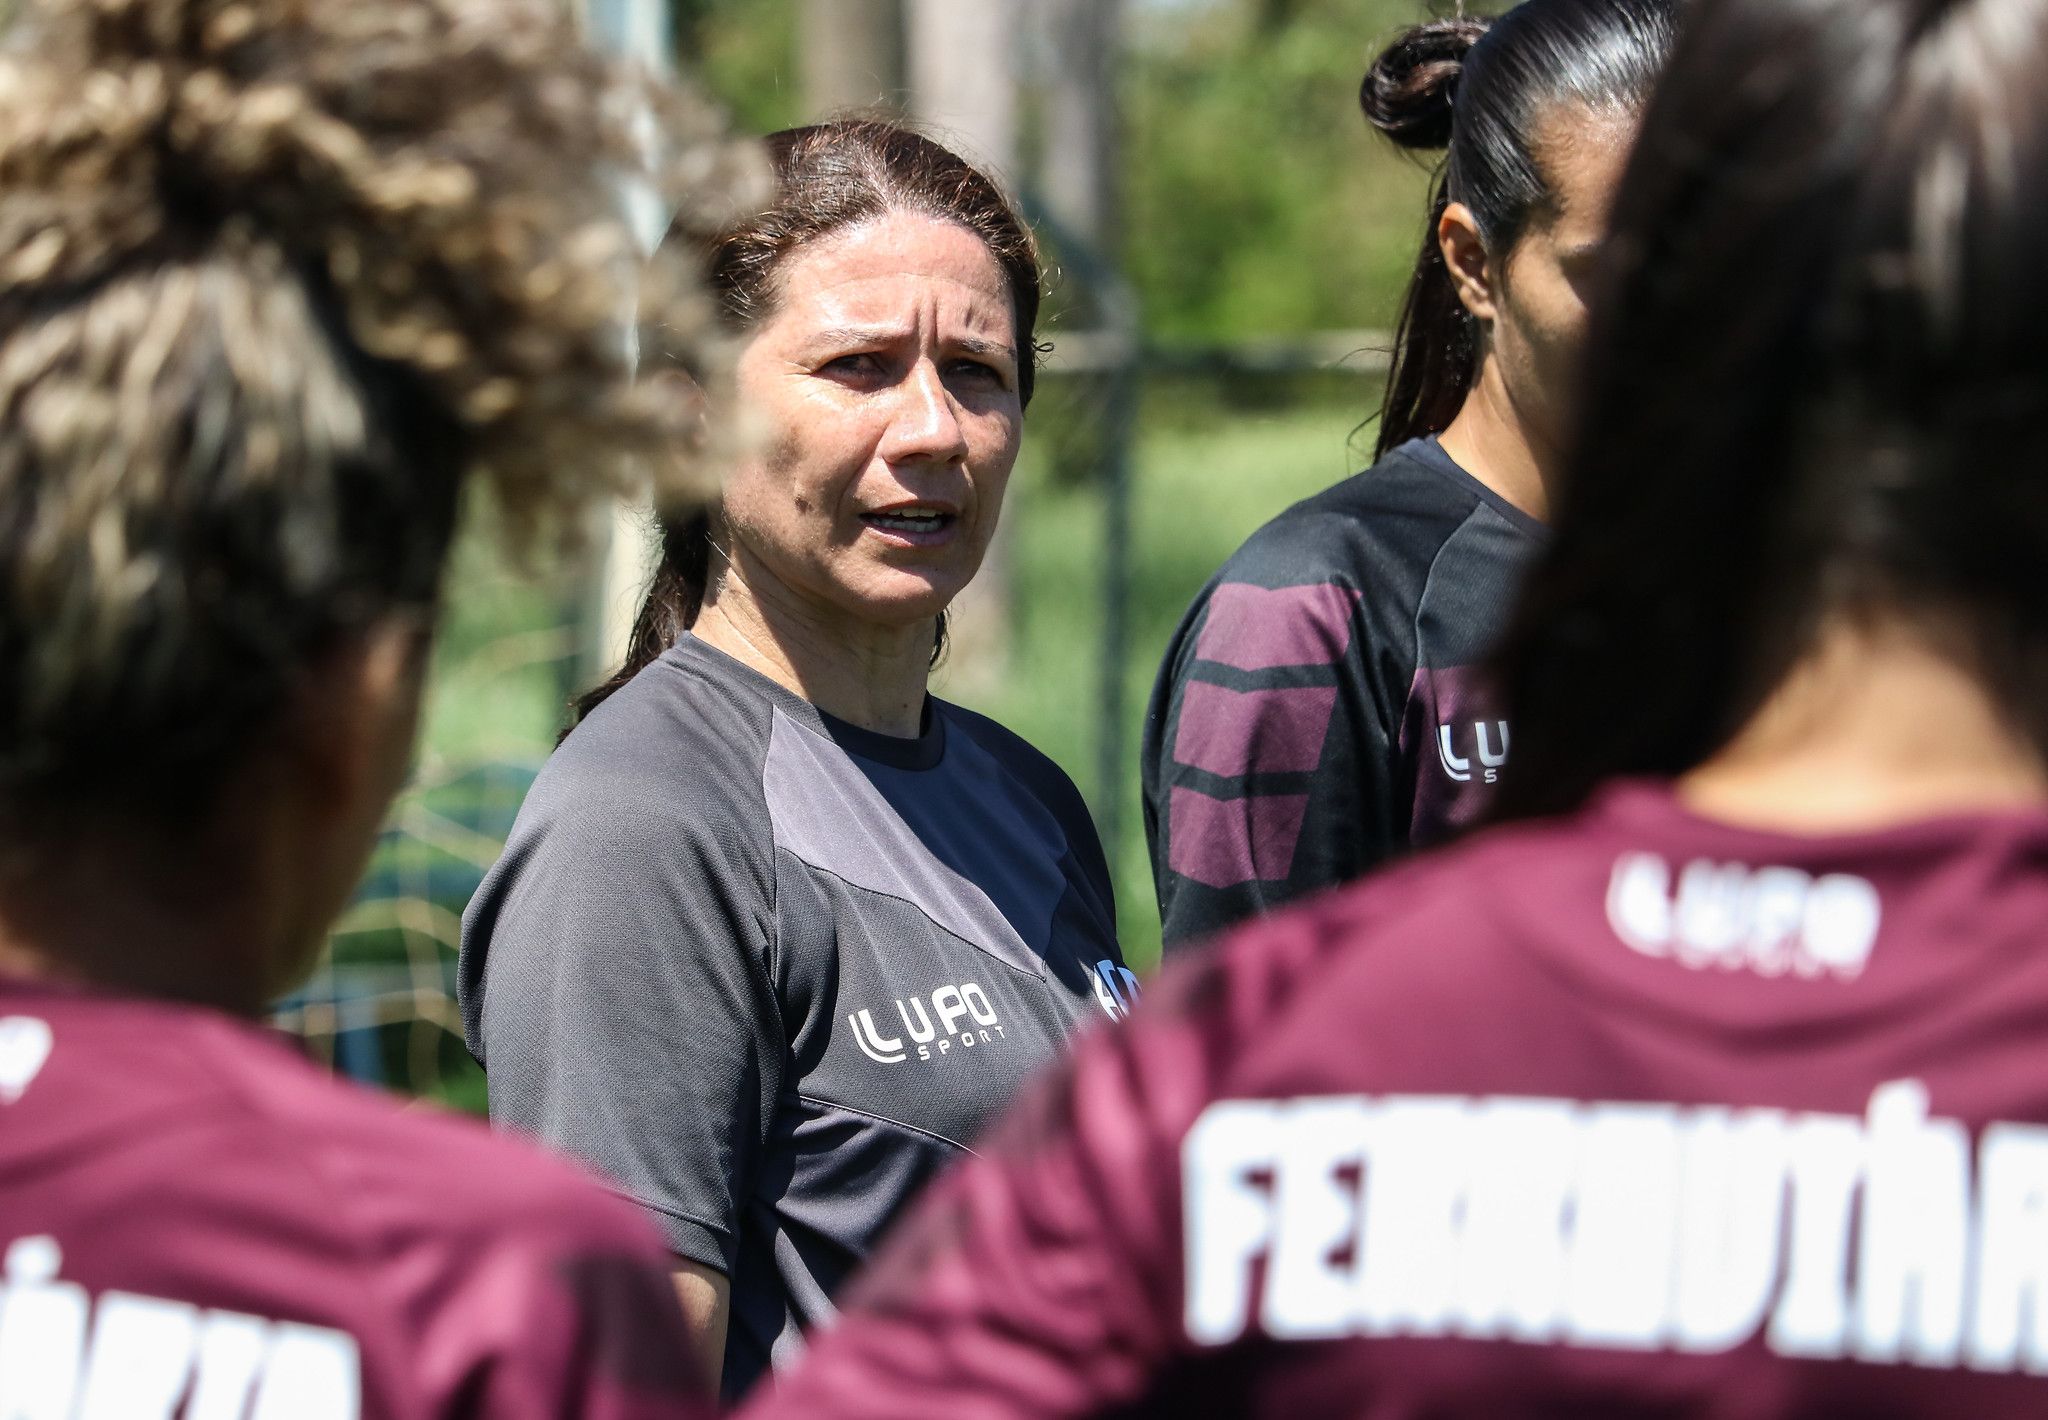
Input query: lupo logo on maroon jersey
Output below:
<box><xmin>1437</xmin><ymin>720</ymin><xmax>1510</xmax><ymax>784</ymax></box>
<box><xmin>848</xmin><ymin>982</ymin><xmax>1007</xmax><ymax>1065</ymax></box>
<box><xmin>1605</xmin><ymin>852</ymin><xmax>1882</xmax><ymax>981</ymax></box>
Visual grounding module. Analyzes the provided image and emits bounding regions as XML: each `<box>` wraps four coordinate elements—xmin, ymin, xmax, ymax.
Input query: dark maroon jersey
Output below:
<box><xmin>1141</xmin><ymin>436</ymin><xmax>1541</xmax><ymax>953</ymax></box>
<box><xmin>749</xmin><ymin>781</ymin><xmax>2048</xmax><ymax>1418</ymax></box>
<box><xmin>0</xmin><ymin>979</ymin><xmax>701</xmax><ymax>1419</ymax></box>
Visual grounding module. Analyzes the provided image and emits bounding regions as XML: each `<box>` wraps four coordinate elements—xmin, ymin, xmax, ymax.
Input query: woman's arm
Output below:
<box><xmin>1143</xmin><ymin>576</ymin><xmax>1390</xmax><ymax>952</ymax></box>
<box><xmin>459</xmin><ymin>715</ymin><xmax>783</xmax><ymax>1380</ymax></box>
<box><xmin>673</xmin><ymin>1260</ymin><xmax>731</xmax><ymax>1396</ymax></box>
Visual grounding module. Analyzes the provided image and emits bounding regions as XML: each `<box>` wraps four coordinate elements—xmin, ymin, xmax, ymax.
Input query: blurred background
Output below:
<box><xmin>270</xmin><ymin>0</ymin><xmax>1449</xmax><ymax>1108</ymax></box>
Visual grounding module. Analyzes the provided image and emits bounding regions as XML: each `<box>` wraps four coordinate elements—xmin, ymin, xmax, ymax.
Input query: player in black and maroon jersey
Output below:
<box><xmin>1143</xmin><ymin>0</ymin><xmax>1677</xmax><ymax>952</ymax></box>
<box><xmin>749</xmin><ymin>0</ymin><xmax>2048</xmax><ymax>1415</ymax></box>
<box><xmin>0</xmin><ymin>0</ymin><xmax>749</xmax><ymax>1414</ymax></box>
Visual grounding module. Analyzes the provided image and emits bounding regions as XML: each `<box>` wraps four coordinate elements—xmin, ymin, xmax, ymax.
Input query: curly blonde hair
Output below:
<box><xmin>0</xmin><ymin>0</ymin><xmax>761</xmax><ymax>809</ymax></box>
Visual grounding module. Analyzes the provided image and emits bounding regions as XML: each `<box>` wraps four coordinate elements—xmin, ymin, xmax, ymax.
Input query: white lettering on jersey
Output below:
<box><xmin>0</xmin><ymin>1237</ymin><xmax>360</xmax><ymax>1419</ymax></box>
<box><xmin>1436</xmin><ymin>721</ymin><xmax>1511</xmax><ymax>785</ymax></box>
<box><xmin>0</xmin><ymin>1017</ymin><xmax>53</xmax><ymax>1104</ymax></box>
<box><xmin>1181</xmin><ymin>1082</ymin><xmax>2048</xmax><ymax>1376</ymax></box>
<box><xmin>1967</xmin><ymin>1124</ymin><xmax>2048</xmax><ymax>1372</ymax></box>
<box><xmin>1605</xmin><ymin>853</ymin><xmax>1881</xmax><ymax>980</ymax></box>
<box><xmin>849</xmin><ymin>981</ymin><xmax>1008</xmax><ymax>1065</ymax></box>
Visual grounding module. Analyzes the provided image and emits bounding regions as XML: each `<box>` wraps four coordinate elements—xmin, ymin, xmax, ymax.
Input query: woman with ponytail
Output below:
<box><xmin>754</xmin><ymin>0</ymin><xmax>2048</xmax><ymax>1414</ymax></box>
<box><xmin>460</xmin><ymin>120</ymin><xmax>1127</xmax><ymax>1402</ymax></box>
<box><xmin>1142</xmin><ymin>0</ymin><xmax>1675</xmax><ymax>952</ymax></box>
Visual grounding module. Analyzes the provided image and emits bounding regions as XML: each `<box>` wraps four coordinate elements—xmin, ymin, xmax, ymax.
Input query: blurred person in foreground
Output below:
<box><xmin>749</xmin><ymin>0</ymin><xmax>2048</xmax><ymax>1414</ymax></box>
<box><xmin>0</xmin><ymin>0</ymin><xmax>754</xmax><ymax>1412</ymax></box>
<box><xmin>460</xmin><ymin>119</ymin><xmax>1129</xmax><ymax>1403</ymax></box>
<box><xmin>1143</xmin><ymin>0</ymin><xmax>1675</xmax><ymax>952</ymax></box>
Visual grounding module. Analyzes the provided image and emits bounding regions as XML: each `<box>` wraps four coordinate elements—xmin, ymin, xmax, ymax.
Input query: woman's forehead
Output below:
<box><xmin>1531</xmin><ymin>104</ymin><xmax>1640</xmax><ymax>235</ymax></box>
<box><xmin>773</xmin><ymin>213</ymin><xmax>1012</xmax><ymax>317</ymax></box>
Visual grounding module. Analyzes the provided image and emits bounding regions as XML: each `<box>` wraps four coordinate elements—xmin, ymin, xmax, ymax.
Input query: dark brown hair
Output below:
<box><xmin>0</xmin><ymin>0</ymin><xmax>753</xmax><ymax>823</ymax></box>
<box><xmin>571</xmin><ymin>117</ymin><xmax>1042</xmax><ymax>727</ymax></box>
<box><xmin>1362</xmin><ymin>0</ymin><xmax>1676</xmax><ymax>458</ymax></box>
<box><xmin>1493</xmin><ymin>0</ymin><xmax>2048</xmax><ymax>820</ymax></box>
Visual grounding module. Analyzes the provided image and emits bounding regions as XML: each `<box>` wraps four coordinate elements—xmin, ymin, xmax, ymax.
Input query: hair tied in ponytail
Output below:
<box><xmin>1364</xmin><ymin>0</ymin><xmax>1678</xmax><ymax>458</ymax></box>
<box><xmin>1359</xmin><ymin>16</ymin><xmax>1491</xmax><ymax>153</ymax></box>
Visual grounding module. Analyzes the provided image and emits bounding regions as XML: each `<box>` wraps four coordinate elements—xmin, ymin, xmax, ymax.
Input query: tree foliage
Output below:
<box><xmin>674</xmin><ymin>0</ymin><xmax>806</xmax><ymax>136</ymax></box>
<box><xmin>675</xmin><ymin>0</ymin><xmax>1449</xmax><ymax>341</ymax></box>
<box><xmin>1122</xmin><ymin>0</ymin><xmax>1444</xmax><ymax>339</ymax></box>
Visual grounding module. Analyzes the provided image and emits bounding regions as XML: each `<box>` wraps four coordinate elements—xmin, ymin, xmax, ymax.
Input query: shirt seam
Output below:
<box><xmin>754</xmin><ymin>700</ymin><xmax>784</xmax><ymax>999</ymax></box>
<box><xmin>1399</xmin><ymin>440</ymin><xmax>1548</xmax><ymax>540</ymax></box>
<box><xmin>609</xmin><ymin>1188</ymin><xmax>734</xmax><ymax>1250</ymax></box>
<box><xmin>794</xmin><ymin>1092</ymin><xmax>978</xmax><ymax>1156</ymax></box>
<box><xmin>1409</xmin><ymin>501</ymin><xmax>1499</xmax><ymax>672</ymax></box>
<box><xmin>772</xmin><ymin>846</ymin><xmax>1053</xmax><ymax>983</ymax></box>
<box><xmin>752</xmin><ymin>695</ymin><xmax>790</xmax><ymax>1206</ymax></box>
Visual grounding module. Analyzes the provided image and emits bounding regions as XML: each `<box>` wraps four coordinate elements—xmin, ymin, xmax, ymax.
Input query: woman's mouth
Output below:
<box><xmin>860</xmin><ymin>506</ymin><xmax>959</xmax><ymax>547</ymax></box>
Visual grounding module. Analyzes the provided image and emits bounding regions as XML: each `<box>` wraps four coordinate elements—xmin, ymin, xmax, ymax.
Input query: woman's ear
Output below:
<box><xmin>1439</xmin><ymin>200</ymin><xmax>1498</xmax><ymax>324</ymax></box>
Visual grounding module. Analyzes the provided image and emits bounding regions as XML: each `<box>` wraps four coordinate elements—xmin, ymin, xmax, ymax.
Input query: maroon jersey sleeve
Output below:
<box><xmin>743</xmin><ymin>897</ymin><xmax>1370</xmax><ymax>1418</ymax></box>
<box><xmin>1142</xmin><ymin>573</ymin><xmax>1395</xmax><ymax>955</ymax></box>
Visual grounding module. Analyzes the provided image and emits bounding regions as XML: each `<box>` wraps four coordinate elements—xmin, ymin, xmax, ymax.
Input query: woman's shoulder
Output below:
<box><xmin>934</xmin><ymin>703</ymin><xmax>1094</xmax><ymax>822</ymax></box>
<box><xmin>934</xmin><ymin>703</ymin><xmax>1113</xmax><ymax>900</ymax></box>
<box><xmin>1185</xmin><ymin>457</ymin><xmax>1409</xmax><ymax>602</ymax></box>
<box><xmin>1173</xmin><ymin>806</ymin><xmax>1605</xmax><ymax>1045</ymax></box>
<box><xmin>573</xmin><ymin>637</ymin><xmax>775</xmax><ymax>744</ymax></box>
<box><xmin>1233</xmin><ymin>439</ymin><xmax>1501</xmax><ymax>570</ymax></box>
<box><xmin>1173</xmin><ymin>438</ymin><xmax>1530</xmax><ymax>665</ymax></box>
<box><xmin>530</xmin><ymin>644</ymin><xmax>780</xmax><ymax>830</ymax></box>
<box><xmin>937</xmin><ymin>701</ymin><xmax>1074</xmax><ymax>785</ymax></box>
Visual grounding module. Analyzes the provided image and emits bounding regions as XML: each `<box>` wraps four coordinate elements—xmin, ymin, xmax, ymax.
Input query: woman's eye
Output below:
<box><xmin>947</xmin><ymin>359</ymin><xmax>1005</xmax><ymax>387</ymax></box>
<box><xmin>821</xmin><ymin>353</ymin><xmax>883</xmax><ymax>378</ymax></box>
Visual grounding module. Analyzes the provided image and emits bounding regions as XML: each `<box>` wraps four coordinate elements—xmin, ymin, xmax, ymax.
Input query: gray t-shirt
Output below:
<box><xmin>458</xmin><ymin>633</ymin><xmax>1129</xmax><ymax>1400</ymax></box>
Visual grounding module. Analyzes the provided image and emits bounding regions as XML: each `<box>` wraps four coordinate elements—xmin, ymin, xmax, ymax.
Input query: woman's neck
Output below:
<box><xmin>694</xmin><ymin>544</ymin><xmax>934</xmax><ymax>738</ymax></box>
<box><xmin>0</xmin><ymin>846</ymin><xmax>278</xmax><ymax>1017</ymax></box>
<box><xmin>1680</xmin><ymin>621</ymin><xmax>2048</xmax><ymax>833</ymax></box>
<box><xmin>1436</xmin><ymin>355</ymin><xmax>1556</xmax><ymax>523</ymax></box>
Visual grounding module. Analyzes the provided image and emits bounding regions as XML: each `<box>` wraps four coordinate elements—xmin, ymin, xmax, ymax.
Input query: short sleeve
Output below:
<box><xmin>1037</xmin><ymin>751</ymin><xmax>1120</xmax><ymax>932</ymax></box>
<box><xmin>1141</xmin><ymin>574</ymin><xmax>1395</xmax><ymax>953</ymax></box>
<box><xmin>461</xmin><ymin>739</ymin><xmax>780</xmax><ymax>1275</ymax></box>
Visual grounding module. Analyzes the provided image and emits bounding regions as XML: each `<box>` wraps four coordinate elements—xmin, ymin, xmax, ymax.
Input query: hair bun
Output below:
<box><xmin>1360</xmin><ymin>17</ymin><xmax>1491</xmax><ymax>151</ymax></box>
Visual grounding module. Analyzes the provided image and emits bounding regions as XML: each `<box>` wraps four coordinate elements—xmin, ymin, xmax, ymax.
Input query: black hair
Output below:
<box><xmin>1492</xmin><ymin>0</ymin><xmax>2048</xmax><ymax>821</ymax></box>
<box><xmin>1361</xmin><ymin>0</ymin><xmax>1677</xmax><ymax>457</ymax></box>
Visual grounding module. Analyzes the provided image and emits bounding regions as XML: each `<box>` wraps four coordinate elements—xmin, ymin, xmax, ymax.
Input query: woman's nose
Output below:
<box><xmin>878</xmin><ymin>359</ymin><xmax>970</xmax><ymax>465</ymax></box>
